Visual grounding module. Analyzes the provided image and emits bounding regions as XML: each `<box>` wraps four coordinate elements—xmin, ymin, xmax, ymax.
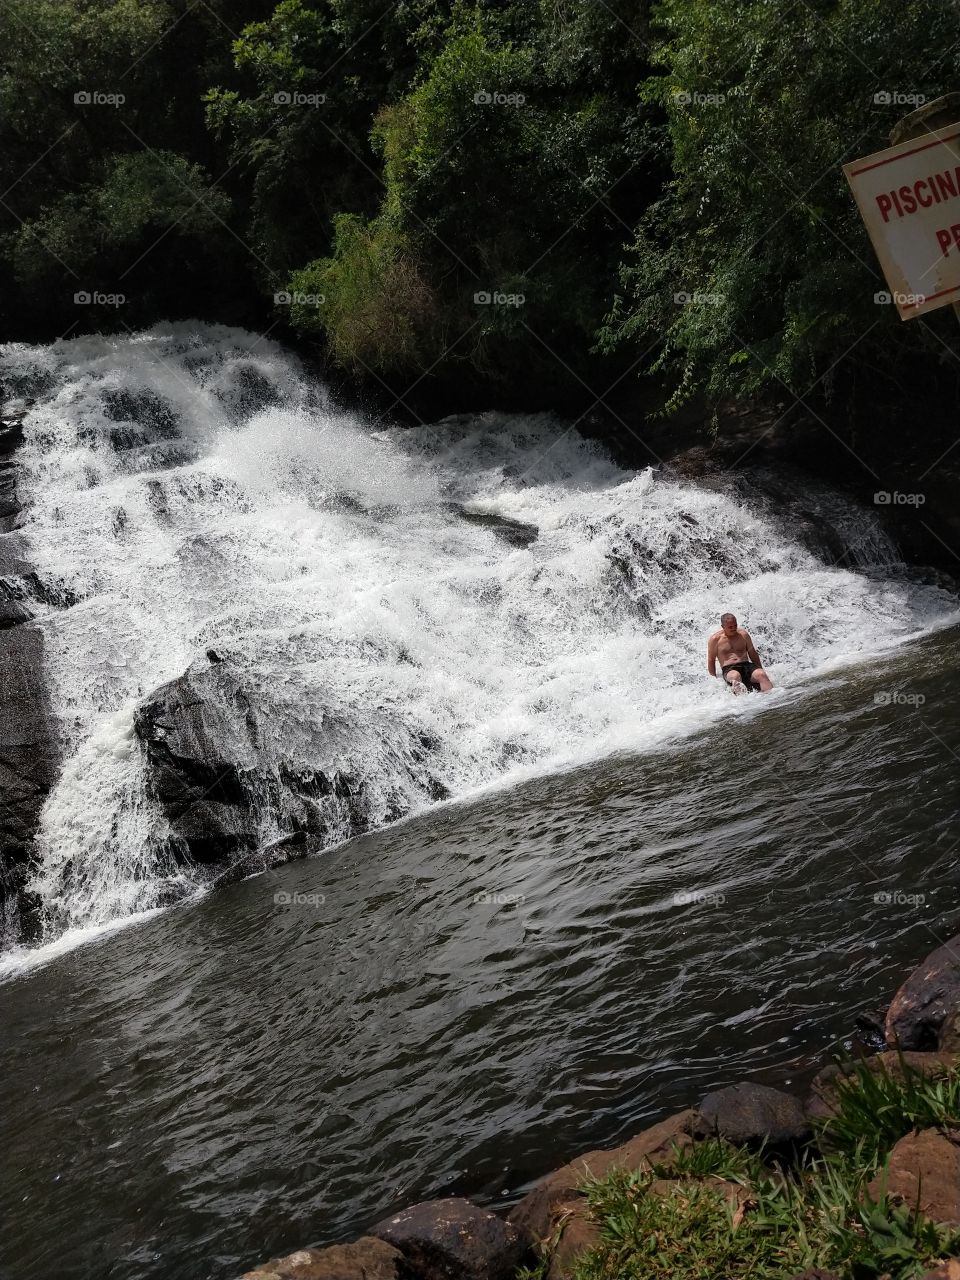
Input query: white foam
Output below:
<box><xmin>1</xmin><ymin>323</ymin><xmax>955</xmax><ymax>943</ymax></box>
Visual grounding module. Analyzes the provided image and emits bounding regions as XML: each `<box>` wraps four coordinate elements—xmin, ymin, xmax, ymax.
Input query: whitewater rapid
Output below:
<box><xmin>0</xmin><ymin>322</ymin><xmax>956</xmax><ymax>948</ymax></box>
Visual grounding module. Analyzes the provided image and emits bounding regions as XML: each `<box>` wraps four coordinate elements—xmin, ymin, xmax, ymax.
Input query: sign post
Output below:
<box><xmin>844</xmin><ymin>102</ymin><xmax>960</xmax><ymax>321</ymax></box>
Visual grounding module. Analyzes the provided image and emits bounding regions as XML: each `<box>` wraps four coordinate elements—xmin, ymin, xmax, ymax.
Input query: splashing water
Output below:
<box><xmin>1</xmin><ymin>322</ymin><xmax>955</xmax><ymax>940</ymax></box>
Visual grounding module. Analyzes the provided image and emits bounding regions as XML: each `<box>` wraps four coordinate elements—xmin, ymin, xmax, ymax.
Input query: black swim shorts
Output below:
<box><xmin>721</xmin><ymin>661</ymin><xmax>758</xmax><ymax>690</ymax></box>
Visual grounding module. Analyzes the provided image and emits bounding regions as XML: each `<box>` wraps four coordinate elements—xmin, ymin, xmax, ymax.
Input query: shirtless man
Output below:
<box><xmin>707</xmin><ymin>613</ymin><xmax>773</xmax><ymax>693</ymax></box>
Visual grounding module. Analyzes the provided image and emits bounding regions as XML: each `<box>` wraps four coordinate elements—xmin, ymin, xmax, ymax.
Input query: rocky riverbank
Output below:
<box><xmin>239</xmin><ymin>933</ymin><xmax>960</xmax><ymax>1280</ymax></box>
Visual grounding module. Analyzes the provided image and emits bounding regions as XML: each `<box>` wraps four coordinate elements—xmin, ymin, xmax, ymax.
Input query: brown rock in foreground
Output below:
<box><xmin>543</xmin><ymin>1200</ymin><xmax>601</xmax><ymax>1280</ymax></box>
<box><xmin>699</xmin><ymin>1082</ymin><xmax>810</xmax><ymax>1146</ymax></box>
<box><xmin>240</xmin><ymin>1236</ymin><xmax>404</xmax><ymax>1279</ymax></box>
<box><xmin>508</xmin><ymin>1108</ymin><xmax>706</xmax><ymax>1243</ymax></box>
<box><xmin>806</xmin><ymin>1052</ymin><xmax>960</xmax><ymax>1123</ymax></box>
<box><xmin>919</xmin><ymin>1260</ymin><xmax>960</xmax><ymax>1280</ymax></box>
<box><xmin>868</xmin><ymin>1128</ymin><xmax>960</xmax><ymax>1226</ymax></box>
<box><xmin>371</xmin><ymin>1197</ymin><xmax>530</xmax><ymax>1280</ymax></box>
<box><xmin>886</xmin><ymin>934</ymin><xmax>960</xmax><ymax>1050</ymax></box>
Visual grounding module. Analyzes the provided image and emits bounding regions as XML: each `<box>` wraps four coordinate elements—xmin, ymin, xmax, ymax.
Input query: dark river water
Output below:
<box><xmin>2</xmin><ymin>625</ymin><xmax>959</xmax><ymax>1280</ymax></box>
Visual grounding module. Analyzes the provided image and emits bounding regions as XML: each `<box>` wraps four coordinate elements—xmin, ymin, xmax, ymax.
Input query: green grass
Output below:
<box><xmin>520</xmin><ymin>1060</ymin><xmax>960</xmax><ymax>1280</ymax></box>
<box><xmin>819</xmin><ymin>1056</ymin><xmax>960</xmax><ymax>1166</ymax></box>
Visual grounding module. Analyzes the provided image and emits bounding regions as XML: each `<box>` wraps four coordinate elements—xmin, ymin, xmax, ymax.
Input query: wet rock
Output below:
<box><xmin>0</xmin><ymin>578</ymin><xmax>33</xmax><ymax>628</ymax></box>
<box><xmin>134</xmin><ymin>664</ymin><xmax>355</xmax><ymax>866</ymax></box>
<box><xmin>508</xmin><ymin>1109</ymin><xmax>707</xmax><ymax>1242</ymax></box>
<box><xmin>240</xmin><ymin>1236</ymin><xmax>405</xmax><ymax>1279</ymax></box>
<box><xmin>699</xmin><ymin>1082</ymin><xmax>810</xmax><ymax>1148</ymax></box>
<box><xmin>134</xmin><ymin>659</ymin><xmax>450</xmax><ymax>875</ymax></box>
<box><xmin>854</xmin><ymin>1008</ymin><xmax>888</xmax><ymax>1053</ymax></box>
<box><xmin>210</xmin><ymin>831</ymin><xmax>309</xmax><ymax>890</ymax></box>
<box><xmin>0</xmin><ymin>622</ymin><xmax>57</xmax><ymax>946</ymax></box>
<box><xmin>456</xmin><ymin>506</ymin><xmax>538</xmax><ymax>548</ymax></box>
<box><xmin>886</xmin><ymin>935</ymin><xmax>960</xmax><ymax>1050</ymax></box>
<box><xmin>371</xmin><ymin>1197</ymin><xmax>531</xmax><ymax>1280</ymax></box>
<box><xmin>806</xmin><ymin>1052</ymin><xmax>960</xmax><ymax>1123</ymax></box>
<box><xmin>868</xmin><ymin>1129</ymin><xmax>960</xmax><ymax>1225</ymax></box>
<box><xmin>0</xmin><ymin>405</ymin><xmax>60</xmax><ymax>944</ymax></box>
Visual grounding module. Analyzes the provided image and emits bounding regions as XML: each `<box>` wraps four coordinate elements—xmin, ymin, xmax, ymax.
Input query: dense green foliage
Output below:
<box><xmin>600</xmin><ymin>0</ymin><xmax>960</xmax><ymax>412</ymax></box>
<box><xmin>1</xmin><ymin>0</ymin><xmax>958</xmax><ymax>417</ymax></box>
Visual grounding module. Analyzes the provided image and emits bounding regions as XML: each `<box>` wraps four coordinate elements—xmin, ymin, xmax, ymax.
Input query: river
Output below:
<box><xmin>0</xmin><ymin>324</ymin><xmax>958</xmax><ymax>1279</ymax></box>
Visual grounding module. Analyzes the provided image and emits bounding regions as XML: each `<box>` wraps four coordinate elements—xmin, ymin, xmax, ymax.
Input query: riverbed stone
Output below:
<box><xmin>886</xmin><ymin>935</ymin><xmax>960</xmax><ymax>1050</ymax></box>
<box><xmin>806</xmin><ymin>1052</ymin><xmax>960</xmax><ymax>1123</ymax></box>
<box><xmin>868</xmin><ymin>1129</ymin><xmax>960</xmax><ymax>1225</ymax></box>
<box><xmin>371</xmin><ymin>1197</ymin><xmax>530</xmax><ymax>1279</ymax></box>
<box><xmin>699</xmin><ymin>1082</ymin><xmax>810</xmax><ymax>1147</ymax></box>
<box><xmin>507</xmin><ymin>1108</ymin><xmax>707</xmax><ymax>1242</ymax></box>
<box><xmin>240</xmin><ymin>1236</ymin><xmax>404</xmax><ymax>1280</ymax></box>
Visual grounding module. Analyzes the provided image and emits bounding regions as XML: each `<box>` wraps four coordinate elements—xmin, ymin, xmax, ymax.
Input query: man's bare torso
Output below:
<box><xmin>712</xmin><ymin>626</ymin><xmax>751</xmax><ymax>668</ymax></box>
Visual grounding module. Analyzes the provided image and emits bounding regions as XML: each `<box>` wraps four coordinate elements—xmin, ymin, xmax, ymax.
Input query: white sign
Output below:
<box><xmin>844</xmin><ymin>123</ymin><xmax>960</xmax><ymax>319</ymax></box>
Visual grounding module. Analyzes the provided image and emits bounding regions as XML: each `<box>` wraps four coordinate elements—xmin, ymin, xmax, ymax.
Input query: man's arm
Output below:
<box><xmin>744</xmin><ymin>630</ymin><xmax>761</xmax><ymax>665</ymax></box>
<box><xmin>707</xmin><ymin>633</ymin><xmax>719</xmax><ymax>676</ymax></box>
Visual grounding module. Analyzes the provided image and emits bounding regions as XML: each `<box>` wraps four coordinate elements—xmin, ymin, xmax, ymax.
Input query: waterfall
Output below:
<box><xmin>1</xmin><ymin>322</ymin><xmax>955</xmax><ymax>943</ymax></box>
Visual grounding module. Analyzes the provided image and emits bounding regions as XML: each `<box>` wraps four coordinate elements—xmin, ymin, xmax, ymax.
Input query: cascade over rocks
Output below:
<box><xmin>1</xmin><ymin>326</ymin><xmax>957</xmax><ymax>948</ymax></box>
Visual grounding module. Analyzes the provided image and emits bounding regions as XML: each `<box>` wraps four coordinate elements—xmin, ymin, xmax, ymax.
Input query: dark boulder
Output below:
<box><xmin>699</xmin><ymin>1082</ymin><xmax>810</xmax><ymax>1148</ymax></box>
<box><xmin>886</xmin><ymin>935</ymin><xmax>960</xmax><ymax>1050</ymax></box>
<box><xmin>240</xmin><ymin>1236</ymin><xmax>405</xmax><ymax>1280</ymax></box>
<box><xmin>133</xmin><ymin>660</ymin><xmax>447</xmax><ymax>877</ymax></box>
<box><xmin>134</xmin><ymin>663</ymin><xmax>290</xmax><ymax>864</ymax></box>
<box><xmin>371</xmin><ymin>1198</ymin><xmax>531</xmax><ymax>1280</ymax></box>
